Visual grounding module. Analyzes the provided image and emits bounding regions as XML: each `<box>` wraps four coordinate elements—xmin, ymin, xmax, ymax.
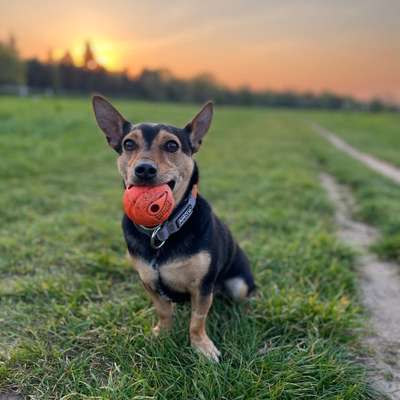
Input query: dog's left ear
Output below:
<box><xmin>185</xmin><ymin>101</ymin><xmax>213</xmax><ymax>153</ymax></box>
<box><xmin>92</xmin><ymin>95</ymin><xmax>130</xmax><ymax>153</ymax></box>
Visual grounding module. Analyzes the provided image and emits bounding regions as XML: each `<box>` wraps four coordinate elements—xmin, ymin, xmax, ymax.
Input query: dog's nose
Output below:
<box><xmin>135</xmin><ymin>162</ymin><xmax>158</xmax><ymax>181</ymax></box>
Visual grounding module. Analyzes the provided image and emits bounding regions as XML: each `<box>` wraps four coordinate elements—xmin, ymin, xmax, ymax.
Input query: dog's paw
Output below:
<box><xmin>152</xmin><ymin>321</ymin><xmax>171</xmax><ymax>337</ymax></box>
<box><xmin>152</xmin><ymin>324</ymin><xmax>162</xmax><ymax>337</ymax></box>
<box><xmin>191</xmin><ymin>336</ymin><xmax>221</xmax><ymax>362</ymax></box>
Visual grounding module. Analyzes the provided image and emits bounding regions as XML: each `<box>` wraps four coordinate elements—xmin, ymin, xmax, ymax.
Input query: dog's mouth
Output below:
<box><xmin>128</xmin><ymin>180</ymin><xmax>176</xmax><ymax>191</ymax></box>
<box><xmin>167</xmin><ymin>180</ymin><xmax>176</xmax><ymax>191</ymax></box>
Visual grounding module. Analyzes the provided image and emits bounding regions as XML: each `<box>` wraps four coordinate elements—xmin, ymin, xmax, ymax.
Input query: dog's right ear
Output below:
<box><xmin>92</xmin><ymin>95</ymin><xmax>131</xmax><ymax>153</ymax></box>
<box><xmin>185</xmin><ymin>101</ymin><xmax>213</xmax><ymax>153</ymax></box>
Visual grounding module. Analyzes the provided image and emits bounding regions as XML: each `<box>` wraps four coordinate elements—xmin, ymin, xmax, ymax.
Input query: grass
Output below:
<box><xmin>302</xmin><ymin>111</ymin><xmax>400</xmax><ymax>263</ymax></box>
<box><xmin>0</xmin><ymin>97</ymin><xmax>382</xmax><ymax>399</ymax></box>
<box><xmin>309</xmin><ymin>110</ymin><xmax>400</xmax><ymax>167</ymax></box>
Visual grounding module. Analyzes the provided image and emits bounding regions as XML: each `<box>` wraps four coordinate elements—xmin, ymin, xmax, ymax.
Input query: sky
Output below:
<box><xmin>1</xmin><ymin>0</ymin><xmax>399</xmax><ymax>101</ymax></box>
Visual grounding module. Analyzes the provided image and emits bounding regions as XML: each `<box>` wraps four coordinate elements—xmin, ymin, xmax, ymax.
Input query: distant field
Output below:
<box><xmin>309</xmin><ymin>110</ymin><xmax>400</xmax><ymax>167</ymax></box>
<box><xmin>3</xmin><ymin>96</ymin><xmax>399</xmax><ymax>399</ymax></box>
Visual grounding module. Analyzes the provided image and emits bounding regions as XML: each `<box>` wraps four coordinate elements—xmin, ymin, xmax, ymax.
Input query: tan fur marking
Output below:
<box><xmin>190</xmin><ymin>294</ymin><xmax>211</xmax><ymax>336</ymax></box>
<box><xmin>130</xmin><ymin>253</ymin><xmax>175</xmax><ymax>334</ymax></box>
<box><xmin>117</xmin><ymin>130</ymin><xmax>145</xmax><ymax>183</ymax></box>
<box><xmin>190</xmin><ymin>293</ymin><xmax>220</xmax><ymax>362</ymax></box>
<box><xmin>224</xmin><ymin>277</ymin><xmax>249</xmax><ymax>300</ymax></box>
<box><xmin>130</xmin><ymin>255</ymin><xmax>158</xmax><ymax>290</ymax></box>
<box><xmin>125</xmin><ymin>130</ymin><xmax>145</xmax><ymax>167</ymax></box>
<box><xmin>153</xmin><ymin>129</ymin><xmax>194</xmax><ymax>204</ymax></box>
<box><xmin>142</xmin><ymin>282</ymin><xmax>175</xmax><ymax>335</ymax></box>
<box><xmin>130</xmin><ymin>251</ymin><xmax>211</xmax><ymax>337</ymax></box>
<box><xmin>117</xmin><ymin>128</ymin><xmax>194</xmax><ymax>205</ymax></box>
<box><xmin>159</xmin><ymin>251</ymin><xmax>211</xmax><ymax>294</ymax></box>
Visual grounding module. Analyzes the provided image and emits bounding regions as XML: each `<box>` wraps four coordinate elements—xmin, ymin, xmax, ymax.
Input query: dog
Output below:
<box><xmin>92</xmin><ymin>96</ymin><xmax>255</xmax><ymax>361</ymax></box>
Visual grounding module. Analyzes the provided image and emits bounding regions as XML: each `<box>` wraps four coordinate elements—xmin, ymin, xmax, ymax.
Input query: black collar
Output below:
<box><xmin>132</xmin><ymin>163</ymin><xmax>199</xmax><ymax>249</ymax></box>
<box><xmin>134</xmin><ymin>184</ymin><xmax>197</xmax><ymax>249</ymax></box>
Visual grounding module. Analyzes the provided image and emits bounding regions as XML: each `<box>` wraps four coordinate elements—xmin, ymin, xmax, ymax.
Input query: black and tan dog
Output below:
<box><xmin>92</xmin><ymin>96</ymin><xmax>255</xmax><ymax>361</ymax></box>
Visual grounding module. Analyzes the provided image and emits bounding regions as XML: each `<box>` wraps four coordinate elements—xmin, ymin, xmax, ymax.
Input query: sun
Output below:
<box><xmin>88</xmin><ymin>41</ymin><xmax>121</xmax><ymax>71</ymax></box>
<box><xmin>74</xmin><ymin>40</ymin><xmax>121</xmax><ymax>71</ymax></box>
<box><xmin>54</xmin><ymin>39</ymin><xmax>122</xmax><ymax>71</ymax></box>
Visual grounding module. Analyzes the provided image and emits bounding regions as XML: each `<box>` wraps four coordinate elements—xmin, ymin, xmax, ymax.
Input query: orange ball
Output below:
<box><xmin>123</xmin><ymin>184</ymin><xmax>175</xmax><ymax>227</ymax></box>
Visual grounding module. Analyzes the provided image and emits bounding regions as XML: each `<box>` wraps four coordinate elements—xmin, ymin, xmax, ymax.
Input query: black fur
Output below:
<box><xmin>122</xmin><ymin>163</ymin><xmax>255</xmax><ymax>303</ymax></box>
<box><xmin>122</xmin><ymin>121</ymin><xmax>132</xmax><ymax>136</ymax></box>
<box><xmin>110</xmin><ymin>121</ymin><xmax>133</xmax><ymax>154</ymax></box>
<box><xmin>130</xmin><ymin>123</ymin><xmax>193</xmax><ymax>155</ymax></box>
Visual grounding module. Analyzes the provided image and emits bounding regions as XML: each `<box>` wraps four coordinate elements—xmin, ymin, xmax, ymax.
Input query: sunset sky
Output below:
<box><xmin>1</xmin><ymin>0</ymin><xmax>399</xmax><ymax>101</ymax></box>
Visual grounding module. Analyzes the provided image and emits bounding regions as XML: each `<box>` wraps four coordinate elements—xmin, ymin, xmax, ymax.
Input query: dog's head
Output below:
<box><xmin>92</xmin><ymin>96</ymin><xmax>213</xmax><ymax>204</ymax></box>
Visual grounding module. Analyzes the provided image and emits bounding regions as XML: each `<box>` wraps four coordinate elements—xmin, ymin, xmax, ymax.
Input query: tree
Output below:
<box><xmin>0</xmin><ymin>35</ymin><xmax>25</xmax><ymax>85</ymax></box>
<box><xmin>368</xmin><ymin>98</ymin><xmax>385</xmax><ymax>112</ymax></box>
<box><xmin>83</xmin><ymin>41</ymin><xmax>99</xmax><ymax>70</ymax></box>
<box><xmin>60</xmin><ymin>50</ymin><xmax>74</xmax><ymax>66</ymax></box>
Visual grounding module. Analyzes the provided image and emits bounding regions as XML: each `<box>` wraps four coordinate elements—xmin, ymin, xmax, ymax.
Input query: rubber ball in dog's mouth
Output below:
<box><xmin>123</xmin><ymin>184</ymin><xmax>175</xmax><ymax>227</ymax></box>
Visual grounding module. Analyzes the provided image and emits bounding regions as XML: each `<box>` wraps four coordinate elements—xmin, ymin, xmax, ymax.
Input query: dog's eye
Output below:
<box><xmin>164</xmin><ymin>140</ymin><xmax>179</xmax><ymax>153</ymax></box>
<box><xmin>123</xmin><ymin>139</ymin><xmax>137</xmax><ymax>152</ymax></box>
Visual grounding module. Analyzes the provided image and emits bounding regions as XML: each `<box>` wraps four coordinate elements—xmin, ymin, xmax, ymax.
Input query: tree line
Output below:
<box><xmin>0</xmin><ymin>38</ymin><xmax>397</xmax><ymax>111</ymax></box>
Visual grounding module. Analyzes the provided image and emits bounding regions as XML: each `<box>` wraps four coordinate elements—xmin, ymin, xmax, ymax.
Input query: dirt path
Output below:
<box><xmin>320</xmin><ymin>173</ymin><xmax>400</xmax><ymax>399</ymax></box>
<box><xmin>312</xmin><ymin>123</ymin><xmax>400</xmax><ymax>185</ymax></box>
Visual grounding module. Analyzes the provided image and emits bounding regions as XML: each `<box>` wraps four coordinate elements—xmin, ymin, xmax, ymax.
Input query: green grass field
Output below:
<box><xmin>1</xmin><ymin>96</ymin><xmax>398</xmax><ymax>399</ymax></box>
<box><xmin>303</xmin><ymin>111</ymin><xmax>400</xmax><ymax>263</ymax></box>
<box><xmin>310</xmin><ymin>110</ymin><xmax>400</xmax><ymax>167</ymax></box>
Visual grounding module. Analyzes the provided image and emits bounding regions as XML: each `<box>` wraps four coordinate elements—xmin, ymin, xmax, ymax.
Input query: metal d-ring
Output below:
<box><xmin>150</xmin><ymin>226</ymin><xmax>165</xmax><ymax>249</ymax></box>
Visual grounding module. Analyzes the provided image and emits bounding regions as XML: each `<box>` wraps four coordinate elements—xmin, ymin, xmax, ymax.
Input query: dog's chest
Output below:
<box><xmin>131</xmin><ymin>251</ymin><xmax>211</xmax><ymax>293</ymax></box>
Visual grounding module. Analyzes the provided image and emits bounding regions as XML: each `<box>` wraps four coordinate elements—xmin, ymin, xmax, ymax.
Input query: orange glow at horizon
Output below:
<box><xmin>52</xmin><ymin>40</ymin><xmax>122</xmax><ymax>72</ymax></box>
<box><xmin>1</xmin><ymin>0</ymin><xmax>399</xmax><ymax>102</ymax></box>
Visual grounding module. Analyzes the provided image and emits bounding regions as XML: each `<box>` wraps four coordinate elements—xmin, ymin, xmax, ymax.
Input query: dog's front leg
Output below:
<box><xmin>190</xmin><ymin>291</ymin><xmax>220</xmax><ymax>362</ymax></box>
<box><xmin>142</xmin><ymin>283</ymin><xmax>174</xmax><ymax>336</ymax></box>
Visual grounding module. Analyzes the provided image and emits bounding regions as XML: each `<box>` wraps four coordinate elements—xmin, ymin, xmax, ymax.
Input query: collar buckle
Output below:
<box><xmin>133</xmin><ymin>183</ymin><xmax>198</xmax><ymax>249</ymax></box>
<box><xmin>150</xmin><ymin>226</ymin><xmax>166</xmax><ymax>249</ymax></box>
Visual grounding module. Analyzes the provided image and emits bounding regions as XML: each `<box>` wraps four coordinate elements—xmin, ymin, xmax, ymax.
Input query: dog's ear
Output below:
<box><xmin>185</xmin><ymin>101</ymin><xmax>213</xmax><ymax>153</ymax></box>
<box><xmin>92</xmin><ymin>95</ymin><xmax>131</xmax><ymax>153</ymax></box>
